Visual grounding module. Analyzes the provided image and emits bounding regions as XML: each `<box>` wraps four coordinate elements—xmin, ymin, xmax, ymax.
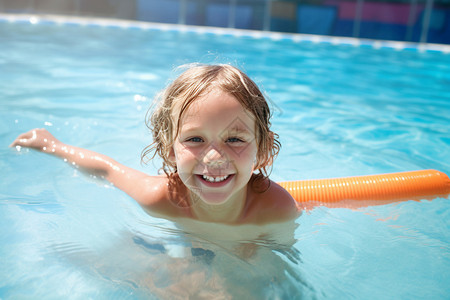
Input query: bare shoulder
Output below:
<box><xmin>134</xmin><ymin>174</ymin><xmax>168</xmax><ymax>206</ymax></box>
<box><xmin>264</xmin><ymin>180</ymin><xmax>300</xmax><ymax>215</ymax></box>
<box><xmin>134</xmin><ymin>174</ymin><xmax>191</xmax><ymax>219</ymax></box>
<box><xmin>244</xmin><ymin>179</ymin><xmax>300</xmax><ymax>224</ymax></box>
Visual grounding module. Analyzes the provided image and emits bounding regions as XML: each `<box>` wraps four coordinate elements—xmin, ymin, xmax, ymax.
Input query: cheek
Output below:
<box><xmin>230</xmin><ymin>144</ymin><xmax>258</xmax><ymax>166</ymax></box>
<box><xmin>173</xmin><ymin>144</ymin><xmax>198</xmax><ymax>168</ymax></box>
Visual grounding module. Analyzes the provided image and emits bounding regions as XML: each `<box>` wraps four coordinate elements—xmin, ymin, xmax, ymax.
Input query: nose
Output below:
<box><xmin>202</xmin><ymin>145</ymin><xmax>227</xmax><ymax>166</ymax></box>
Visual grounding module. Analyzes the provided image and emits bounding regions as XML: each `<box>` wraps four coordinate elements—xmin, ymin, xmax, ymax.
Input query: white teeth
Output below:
<box><xmin>202</xmin><ymin>175</ymin><xmax>229</xmax><ymax>183</ymax></box>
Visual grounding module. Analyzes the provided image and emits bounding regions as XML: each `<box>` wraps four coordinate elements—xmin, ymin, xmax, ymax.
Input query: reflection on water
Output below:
<box><xmin>45</xmin><ymin>220</ymin><xmax>312</xmax><ymax>299</ymax></box>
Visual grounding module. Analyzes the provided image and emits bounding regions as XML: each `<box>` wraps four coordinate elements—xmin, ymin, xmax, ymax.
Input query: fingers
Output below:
<box><xmin>10</xmin><ymin>132</ymin><xmax>30</xmax><ymax>147</ymax></box>
<box><xmin>9</xmin><ymin>128</ymin><xmax>41</xmax><ymax>148</ymax></box>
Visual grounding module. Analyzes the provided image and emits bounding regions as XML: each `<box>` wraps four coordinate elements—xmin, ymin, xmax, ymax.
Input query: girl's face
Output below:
<box><xmin>171</xmin><ymin>89</ymin><xmax>258</xmax><ymax>206</ymax></box>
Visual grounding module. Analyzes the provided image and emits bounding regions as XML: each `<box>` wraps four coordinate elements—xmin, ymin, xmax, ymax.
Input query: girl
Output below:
<box><xmin>10</xmin><ymin>64</ymin><xmax>299</xmax><ymax>225</ymax></box>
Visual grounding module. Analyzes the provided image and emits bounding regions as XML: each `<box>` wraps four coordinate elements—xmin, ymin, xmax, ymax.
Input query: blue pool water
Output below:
<box><xmin>1</xmin><ymin>15</ymin><xmax>450</xmax><ymax>299</ymax></box>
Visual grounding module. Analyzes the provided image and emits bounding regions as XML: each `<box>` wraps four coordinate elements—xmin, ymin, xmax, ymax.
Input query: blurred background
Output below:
<box><xmin>1</xmin><ymin>0</ymin><xmax>449</xmax><ymax>44</ymax></box>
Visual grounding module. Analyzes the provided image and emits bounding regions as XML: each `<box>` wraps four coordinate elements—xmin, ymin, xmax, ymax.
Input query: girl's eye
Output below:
<box><xmin>226</xmin><ymin>137</ymin><xmax>245</xmax><ymax>143</ymax></box>
<box><xmin>186</xmin><ymin>137</ymin><xmax>204</xmax><ymax>143</ymax></box>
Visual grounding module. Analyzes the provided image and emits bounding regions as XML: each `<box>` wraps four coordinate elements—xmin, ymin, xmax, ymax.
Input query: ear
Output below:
<box><xmin>252</xmin><ymin>157</ymin><xmax>258</xmax><ymax>171</ymax></box>
<box><xmin>168</xmin><ymin>147</ymin><xmax>176</xmax><ymax>164</ymax></box>
<box><xmin>253</xmin><ymin>154</ymin><xmax>264</xmax><ymax>171</ymax></box>
<box><xmin>253</xmin><ymin>132</ymin><xmax>275</xmax><ymax>172</ymax></box>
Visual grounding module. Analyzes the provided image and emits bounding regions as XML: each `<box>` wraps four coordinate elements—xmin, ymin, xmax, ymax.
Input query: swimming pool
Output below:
<box><xmin>1</xmin><ymin>14</ymin><xmax>450</xmax><ymax>299</ymax></box>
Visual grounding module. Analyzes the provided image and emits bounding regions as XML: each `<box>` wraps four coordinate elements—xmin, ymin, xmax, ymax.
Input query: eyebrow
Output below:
<box><xmin>226</xmin><ymin>124</ymin><xmax>253</xmax><ymax>135</ymax></box>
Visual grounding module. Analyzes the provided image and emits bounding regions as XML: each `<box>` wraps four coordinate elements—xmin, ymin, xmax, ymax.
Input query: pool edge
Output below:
<box><xmin>1</xmin><ymin>13</ymin><xmax>450</xmax><ymax>54</ymax></box>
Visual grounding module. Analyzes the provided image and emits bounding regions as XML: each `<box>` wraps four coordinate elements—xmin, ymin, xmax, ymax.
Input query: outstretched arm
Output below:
<box><xmin>10</xmin><ymin>128</ymin><xmax>165</xmax><ymax>206</ymax></box>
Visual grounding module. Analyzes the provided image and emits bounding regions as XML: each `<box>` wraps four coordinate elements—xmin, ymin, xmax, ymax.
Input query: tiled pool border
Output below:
<box><xmin>1</xmin><ymin>13</ymin><xmax>450</xmax><ymax>54</ymax></box>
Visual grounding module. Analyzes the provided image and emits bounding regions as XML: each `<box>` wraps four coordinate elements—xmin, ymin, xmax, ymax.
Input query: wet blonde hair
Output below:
<box><xmin>142</xmin><ymin>64</ymin><xmax>280</xmax><ymax>181</ymax></box>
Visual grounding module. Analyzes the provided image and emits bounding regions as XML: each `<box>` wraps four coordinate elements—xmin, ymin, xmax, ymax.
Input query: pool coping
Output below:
<box><xmin>1</xmin><ymin>13</ymin><xmax>450</xmax><ymax>54</ymax></box>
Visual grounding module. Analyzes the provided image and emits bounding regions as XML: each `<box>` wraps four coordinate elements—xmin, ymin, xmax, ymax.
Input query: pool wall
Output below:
<box><xmin>1</xmin><ymin>12</ymin><xmax>450</xmax><ymax>54</ymax></box>
<box><xmin>1</xmin><ymin>0</ymin><xmax>450</xmax><ymax>45</ymax></box>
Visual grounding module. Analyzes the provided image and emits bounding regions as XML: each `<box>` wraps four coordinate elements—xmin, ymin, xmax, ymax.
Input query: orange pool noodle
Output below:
<box><xmin>278</xmin><ymin>170</ymin><xmax>450</xmax><ymax>206</ymax></box>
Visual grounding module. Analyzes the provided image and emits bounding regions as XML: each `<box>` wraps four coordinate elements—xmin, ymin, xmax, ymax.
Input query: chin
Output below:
<box><xmin>196</xmin><ymin>191</ymin><xmax>231</xmax><ymax>206</ymax></box>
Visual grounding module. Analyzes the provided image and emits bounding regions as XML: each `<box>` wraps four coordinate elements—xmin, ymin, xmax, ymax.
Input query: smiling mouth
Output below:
<box><xmin>202</xmin><ymin>174</ymin><xmax>229</xmax><ymax>183</ymax></box>
<box><xmin>196</xmin><ymin>174</ymin><xmax>234</xmax><ymax>185</ymax></box>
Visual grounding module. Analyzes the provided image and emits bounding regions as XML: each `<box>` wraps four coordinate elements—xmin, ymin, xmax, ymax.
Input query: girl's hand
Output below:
<box><xmin>10</xmin><ymin>128</ymin><xmax>61</xmax><ymax>152</ymax></box>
